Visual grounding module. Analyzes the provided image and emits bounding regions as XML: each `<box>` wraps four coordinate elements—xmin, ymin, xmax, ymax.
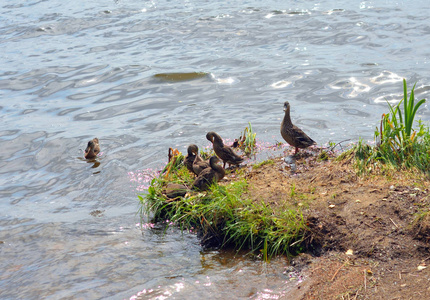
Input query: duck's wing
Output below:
<box><xmin>184</xmin><ymin>155</ymin><xmax>196</xmax><ymax>173</ymax></box>
<box><xmin>221</xmin><ymin>146</ymin><xmax>244</xmax><ymax>162</ymax></box>
<box><xmin>192</xmin><ymin>169</ymin><xmax>215</xmax><ymax>191</ymax></box>
<box><xmin>193</xmin><ymin>160</ymin><xmax>210</xmax><ymax>175</ymax></box>
<box><xmin>292</xmin><ymin>125</ymin><xmax>316</xmax><ymax>147</ymax></box>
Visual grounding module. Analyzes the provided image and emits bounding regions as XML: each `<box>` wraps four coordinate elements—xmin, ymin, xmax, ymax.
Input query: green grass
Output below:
<box><xmin>352</xmin><ymin>79</ymin><xmax>430</xmax><ymax>176</ymax></box>
<box><xmin>375</xmin><ymin>79</ymin><xmax>426</xmax><ymax>153</ymax></box>
<box><xmin>252</xmin><ymin>159</ymin><xmax>274</xmax><ymax>169</ymax></box>
<box><xmin>243</xmin><ymin>122</ymin><xmax>257</xmax><ymax>155</ymax></box>
<box><xmin>235</xmin><ymin>122</ymin><xmax>257</xmax><ymax>156</ymax></box>
<box><xmin>138</xmin><ymin>160</ymin><xmax>308</xmax><ymax>260</ymax></box>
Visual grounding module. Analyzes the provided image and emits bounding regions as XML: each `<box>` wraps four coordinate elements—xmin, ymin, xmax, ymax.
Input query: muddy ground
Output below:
<box><xmin>226</xmin><ymin>149</ymin><xmax>430</xmax><ymax>299</ymax></box>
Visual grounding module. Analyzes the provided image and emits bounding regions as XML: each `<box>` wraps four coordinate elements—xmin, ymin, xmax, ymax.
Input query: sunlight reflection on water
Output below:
<box><xmin>1</xmin><ymin>0</ymin><xmax>430</xmax><ymax>299</ymax></box>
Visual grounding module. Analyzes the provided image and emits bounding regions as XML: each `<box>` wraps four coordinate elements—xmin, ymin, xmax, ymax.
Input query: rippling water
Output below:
<box><xmin>1</xmin><ymin>0</ymin><xmax>430</xmax><ymax>299</ymax></box>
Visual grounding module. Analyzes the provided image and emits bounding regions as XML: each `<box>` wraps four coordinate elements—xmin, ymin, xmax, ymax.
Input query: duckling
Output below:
<box><xmin>192</xmin><ymin>156</ymin><xmax>225</xmax><ymax>191</ymax></box>
<box><xmin>280</xmin><ymin>101</ymin><xmax>316</xmax><ymax>155</ymax></box>
<box><xmin>192</xmin><ymin>146</ymin><xmax>210</xmax><ymax>175</ymax></box>
<box><xmin>163</xmin><ymin>183</ymin><xmax>188</xmax><ymax>199</ymax></box>
<box><xmin>84</xmin><ymin>138</ymin><xmax>100</xmax><ymax>159</ymax></box>
<box><xmin>184</xmin><ymin>144</ymin><xmax>198</xmax><ymax>174</ymax></box>
<box><xmin>206</xmin><ymin>131</ymin><xmax>244</xmax><ymax>168</ymax></box>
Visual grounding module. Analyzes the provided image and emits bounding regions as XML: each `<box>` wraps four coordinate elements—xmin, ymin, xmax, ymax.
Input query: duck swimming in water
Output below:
<box><xmin>192</xmin><ymin>146</ymin><xmax>210</xmax><ymax>175</ymax></box>
<box><xmin>192</xmin><ymin>156</ymin><xmax>225</xmax><ymax>191</ymax></box>
<box><xmin>206</xmin><ymin>131</ymin><xmax>244</xmax><ymax>168</ymax></box>
<box><xmin>184</xmin><ymin>144</ymin><xmax>198</xmax><ymax>174</ymax></box>
<box><xmin>84</xmin><ymin>138</ymin><xmax>100</xmax><ymax>159</ymax></box>
<box><xmin>280</xmin><ymin>101</ymin><xmax>316</xmax><ymax>155</ymax></box>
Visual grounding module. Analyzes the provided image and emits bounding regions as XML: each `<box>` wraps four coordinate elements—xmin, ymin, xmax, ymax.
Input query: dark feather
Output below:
<box><xmin>280</xmin><ymin>101</ymin><xmax>316</xmax><ymax>154</ymax></box>
<box><xmin>192</xmin><ymin>156</ymin><xmax>225</xmax><ymax>191</ymax></box>
<box><xmin>84</xmin><ymin>138</ymin><xmax>100</xmax><ymax>159</ymax></box>
<box><xmin>206</xmin><ymin>131</ymin><xmax>244</xmax><ymax>168</ymax></box>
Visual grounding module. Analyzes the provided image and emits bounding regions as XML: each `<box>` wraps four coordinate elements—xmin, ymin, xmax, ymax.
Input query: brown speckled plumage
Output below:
<box><xmin>280</xmin><ymin>101</ymin><xmax>316</xmax><ymax>154</ymax></box>
<box><xmin>192</xmin><ymin>156</ymin><xmax>225</xmax><ymax>191</ymax></box>
<box><xmin>84</xmin><ymin>138</ymin><xmax>100</xmax><ymax>159</ymax></box>
<box><xmin>192</xmin><ymin>146</ymin><xmax>210</xmax><ymax>175</ymax></box>
<box><xmin>206</xmin><ymin>131</ymin><xmax>244</xmax><ymax>168</ymax></box>
<box><xmin>163</xmin><ymin>183</ymin><xmax>188</xmax><ymax>198</ymax></box>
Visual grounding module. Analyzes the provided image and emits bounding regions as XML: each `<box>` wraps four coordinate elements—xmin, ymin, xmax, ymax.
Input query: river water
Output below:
<box><xmin>1</xmin><ymin>0</ymin><xmax>430</xmax><ymax>299</ymax></box>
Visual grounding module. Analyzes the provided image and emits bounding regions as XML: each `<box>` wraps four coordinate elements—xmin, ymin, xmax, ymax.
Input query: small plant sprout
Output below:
<box><xmin>290</xmin><ymin>183</ymin><xmax>296</xmax><ymax>198</ymax></box>
<box><xmin>235</xmin><ymin>122</ymin><xmax>257</xmax><ymax>156</ymax></box>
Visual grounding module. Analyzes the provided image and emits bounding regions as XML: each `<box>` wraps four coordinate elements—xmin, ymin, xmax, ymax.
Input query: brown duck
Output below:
<box><xmin>192</xmin><ymin>156</ymin><xmax>225</xmax><ymax>191</ymax></box>
<box><xmin>163</xmin><ymin>183</ymin><xmax>188</xmax><ymax>199</ymax></box>
<box><xmin>280</xmin><ymin>101</ymin><xmax>316</xmax><ymax>155</ymax></box>
<box><xmin>192</xmin><ymin>146</ymin><xmax>210</xmax><ymax>175</ymax></box>
<box><xmin>84</xmin><ymin>138</ymin><xmax>100</xmax><ymax>159</ymax></box>
<box><xmin>184</xmin><ymin>144</ymin><xmax>198</xmax><ymax>174</ymax></box>
<box><xmin>206</xmin><ymin>131</ymin><xmax>244</xmax><ymax>168</ymax></box>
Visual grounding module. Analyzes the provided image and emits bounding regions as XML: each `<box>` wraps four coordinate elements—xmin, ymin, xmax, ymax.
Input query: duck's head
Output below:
<box><xmin>85</xmin><ymin>142</ymin><xmax>96</xmax><ymax>158</ymax></box>
<box><xmin>207</xmin><ymin>132</ymin><xmax>224</xmax><ymax>145</ymax></box>
<box><xmin>187</xmin><ymin>144</ymin><xmax>198</xmax><ymax>155</ymax></box>
<box><xmin>85</xmin><ymin>140</ymin><xmax>94</xmax><ymax>151</ymax></box>
<box><xmin>283</xmin><ymin>101</ymin><xmax>290</xmax><ymax>112</ymax></box>
<box><xmin>84</xmin><ymin>138</ymin><xmax>100</xmax><ymax>159</ymax></box>
<box><xmin>206</xmin><ymin>132</ymin><xmax>215</xmax><ymax>143</ymax></box>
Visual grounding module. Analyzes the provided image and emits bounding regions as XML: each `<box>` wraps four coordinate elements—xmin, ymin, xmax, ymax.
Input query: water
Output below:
<box><xmin>1</xmin><ymin>0</ymin><xmax>430</xmax><ymax>299</ymax></box>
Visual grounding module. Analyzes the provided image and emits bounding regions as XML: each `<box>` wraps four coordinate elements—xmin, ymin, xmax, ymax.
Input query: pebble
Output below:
<box><xmin>283</xmin><ymin>156</ymin><xmax>296</xmax><ymax>164</ymax></box>
<box><xmin>283</xmin><ymin>155</ymin><xmax>297</xmax><ymax>173</ymax></box>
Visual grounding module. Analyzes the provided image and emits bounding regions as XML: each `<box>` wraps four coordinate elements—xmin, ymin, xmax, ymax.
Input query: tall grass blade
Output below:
<box><xmin>356</xmin><ymin>79</ymin><xmax>428</xmax><ymax>175</ymax></box>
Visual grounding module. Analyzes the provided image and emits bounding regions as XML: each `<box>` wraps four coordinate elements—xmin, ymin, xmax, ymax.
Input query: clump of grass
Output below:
<box><xmin>352</xmin><ymin>79</ymin><xmax>430</xmax><ymax>175</ymax></box>
<box><xmin>412</xmin><ymin>209</ymin><xmax>430</xmax><ymax>240</ymax></box>
<box><xmin>243</xmin><ymin>122</ymin><xmax>257</xmax><ymax>155</ymax></box>
<box><xmin>138</xmin><ymin>150</ymin><xmax>308</xmax><ymax>259</ymax></box>
<box><xmin>252</xmin><ymin>159</ymin><xmax>274</xmax><ymax>169</ymax></box>
<box><xmin>223</xmin><ymin>197</ymin><xmax>308</xmax><ymax>259</ymax></box>
<box><xmin>375</xmin><ymin>79</ymin><xmax>426</xmax><ymax>148</ymax></box>
<box><xmin>318</xmin><ymin>151</ymin><xmax>329</xmax><ymax>161</ymax></box>
<box><xmin>234</xmin><ymin>122</ymin><xmax>257</xmax><ymax>156</ymax></box>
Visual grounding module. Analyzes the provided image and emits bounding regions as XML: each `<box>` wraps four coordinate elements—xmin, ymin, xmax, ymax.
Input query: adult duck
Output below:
<box><xmin>184</xmin><ymin>144</ymin><xmax>198</xmax><ymax>174</ymax></box>
<box><xmin>192</xmin><ymin>156</ymin><xmax>225</xmax><ymax>191</ymax></box>
<box><xmin>84</xmin><ymin>138</ymin><xmax>100</xmax><ymax>159</ymax></box>
<box><xmin>280</xmin><ymin>101</ymin><xmax>316</xmax><ymax>155</ymax></box>
<box><xmin>206</xmin><ymin>131</ymin><xmax>244</xmax><ymax>168</ymax></box>
<box><xmin>192</xmin><ymin>145</ymin><xmax>210</xmax><ymax>175</ymax></box>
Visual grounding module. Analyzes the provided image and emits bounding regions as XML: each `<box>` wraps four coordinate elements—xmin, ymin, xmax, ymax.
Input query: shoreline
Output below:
<box><xmin>140</xmin><ymin>146</ymin><xmax>430</xmax><ymax>298</ymax></box>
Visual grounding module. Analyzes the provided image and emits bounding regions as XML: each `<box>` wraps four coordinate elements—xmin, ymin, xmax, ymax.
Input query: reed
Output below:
<box><xmin>354</xmin><ymin>79</ymin><xmax>430</xmax><ymax>175</ymax></box>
